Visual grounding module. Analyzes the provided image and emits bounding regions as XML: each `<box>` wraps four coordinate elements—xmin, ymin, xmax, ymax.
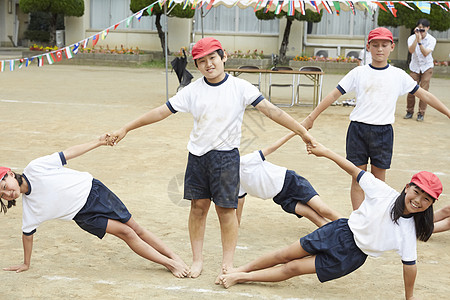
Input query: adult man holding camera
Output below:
<box><xmin>404</xmin><ymin>19</ymin><xmax>436</xmax><ymax>122</ymax></box>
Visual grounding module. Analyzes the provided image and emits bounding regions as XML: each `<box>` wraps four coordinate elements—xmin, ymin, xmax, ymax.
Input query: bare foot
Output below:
<box><xmin>220</xmin><ymin>272</ymin><xmax>245</xmax><ymax>289</ymax></box>
<box><xmin>215</xmin><ymin>264</ymin><xmax>232</xmax><ymax>284</ymax></box>
<box><xmin>167</xmin><ymin>260</ymin><xmax>190</xmax><ymax>278</ymax></box>
<box><xmin>189</xmin><ymin>260</ymin><xmax>203</xmax><ymax>278</ymax></box>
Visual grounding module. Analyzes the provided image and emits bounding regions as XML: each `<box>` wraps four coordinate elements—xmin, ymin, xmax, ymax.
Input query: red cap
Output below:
<box><xmin>0</xmin><ymin>167</ymin><xmax>11</xmax><ymax>181</ymax></box>
<box><xmin>411</xmin><ymin>171</ymin><xmax>443</xmax><ymax>200</ymax></box>
<box><xmin>368</xmin><ymin>27</ymin><xmax>393</xmax><ymax>43</ymax></box>
<box><xmin>192</xmin><ymin>37</ymin><xmax>223</xmax><ymax>60</ymax></box>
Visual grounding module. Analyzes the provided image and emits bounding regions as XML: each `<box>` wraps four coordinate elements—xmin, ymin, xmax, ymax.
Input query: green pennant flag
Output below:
<box><xmin>333</xmin><ymin>1</ymin><xmax>341</xmax><ymax>15</ymax></box>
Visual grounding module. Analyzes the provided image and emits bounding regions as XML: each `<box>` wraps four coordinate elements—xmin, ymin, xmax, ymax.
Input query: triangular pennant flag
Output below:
<box><xmin>92</xmin><ymin>34</ymin><xmax>99</xmax><ymax>47</ymax></box>
<box><xmin>126</xmin><ymin>16</ymin><xmax>133</xmax><ymax>27</ymax></box>
<box><xmin>46</xmin><ymin>53</ymin><xmax>55</xmax><ymax>64</ymax></box>
<box><xmin>0</xmin><ymin>60</ymin><xmax>5</xmax><ymax>72</ymax></box>
<box><xmin>82</xmin><ymin>38</ymin><xmax>89</xmax><ymax>48</ymax></box>
<box><xmin>183</xmin><ymin>0</ymin><xmax>190</xmax><ymax>9</ymax></box>
<box><xmin>65</xmin><ymin>47</ymin><xmax>73</xmax><ymax>59</ymax></box>
<box><xmin>386</xmin><ymin>1</ymin><xmax>397</xmax><ymax>17</ymax></box>
<box><xmin>136</xmin><ymin>10</ymin><xmax>143</xmax><ymax>21</ymax></box>
<box><xmin>101</xmin><ymin>29</ymin><xmax>109</xmax><ymax>40</ymax></box>
<box><xmin>298</xmin><ymin>0</ymin><xmax>305</xmax><ymax>15</ymax></box>
<box><xmin>169</xmin><ymin>0</ymin><xmax>175</xmax><ymax>8</ymax></box>
<box><xmin>374</xmin><ymin>1</ymin><xmax>388</xmax><ymax>12</ymax></box>
<box><xmin>9</xmin><ymin>60</ymin><xmax>15</xmax><ymax>71</ymax></box>
<box><xmin>206</xmin><ymin>0</ymin><xmax>215</xmax><ymax>10</ymax></box>
<box><xmin>191</xmin><ymin>0</ymin><xmax>199</xmax><ymax>9</ymax></box>
<box><xmin>73</xmin><ymin>43</ymin><xmax>80</xmax><ymax>54</ymax></box>
<box><xmin>265</xmin><ymin>0</ymin><xmax>274</xmax><ymax>13</ymax></box>
<box><xmin>447</xmin><ymin>2</ymin><xmax>450</xmax><ymax>9</ymax></box>
<box><xmin>147</xmin><ymin>6</ymin><xmax>154</xmax><ymax>15</ymax></box>
<box><xmin>399</xmin><ymin>1</ymin><xmax>414</xmax><ymax>10</ymax></box>
<box><xmin>333</xmin><ymin>1</ymin><xmax>341</xmax><ymax>15</ymax></box>
<box><xmin>18</xmin><ymin>58</ymin><xmax>24</xmax><ymax>69</ymax></box>
<box><xmin>431</xmin><ymin>2</ymin><xmax>448</xmax><ymax>11</ymax></box>
<box><xmin>274</xmin><ymin>0</ymin><xmax>283</xmax><ymax>14</ymax></box>
<box><xmin>55</xmin><ymin>50</ymin><xmax>63</xmax><ymax>62</ymax></box>
<box><xmin>114</xmin><ymin>22</ymin><xmax>120</xmax><ymax>30</ymax></box>
<box><xmin>322</xmin><ymin>1</ymin><xmax>333</xmax><ymax>14</ymax></box>
<box><xmin>360</xmin><ymin>1</ymin><xmax>372</xmax><ymax>14</ymax></box>
<box><xmin>310</xmin><ymin>1</ymin><xmax>321</xmax><ymax>13</ymax></box>
<box><xmin>287</xmin><ymin>0</ymin><xmax>295</xmax><ymax>15</ymax></box>
<box><xmin>28</xmin><ymin>57</ymin><xmax>34</xmax><ymax>66</ymax></box>
<box><xmin>25</xmin><ymin>58</ymin><xmax>30</xmax><ymax>67</ymax></box>
<box><xmin>415</xmin><ymin>1</ymin><xmax>431</xmax><ymax>14</ymax></box>
<box><xmin>38</xmin><ymin>56</ymin><xmax>44</xmax><ymax>67</ymax></box>
<box><xmin>347</xmin><ymin>1</ymin><xmax>356</xmax><ymax>15</ymax></box>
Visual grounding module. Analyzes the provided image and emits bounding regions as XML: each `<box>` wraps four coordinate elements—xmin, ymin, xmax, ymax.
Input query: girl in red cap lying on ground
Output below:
<box><xmin>219</xmin><ymin>141</ymin><xmax>442</xmax><ymax>300</ymax></box>
<box><xmin>0</xmin><ymin>134</ymin><xmax>189</xmax><ymax>278</ymax></box>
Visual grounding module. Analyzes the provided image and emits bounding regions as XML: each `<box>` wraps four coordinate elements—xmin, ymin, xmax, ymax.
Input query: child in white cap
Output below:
<box><xmin>108</xmin><ymin>37</ymin><xmax>316</xmax><ymax>281</ymax></box>
<box><xmin>302</xmin><ymin>27</ymin><xmax>450</xmax><ymax>211</ymax></box>
<box><xmin>0</xmin><ymin>135</ymin><xmax>189</xmax><ymax>277</ymax></box>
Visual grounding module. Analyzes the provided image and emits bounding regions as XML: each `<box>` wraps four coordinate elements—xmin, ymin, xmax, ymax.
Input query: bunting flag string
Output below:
<box><xmin>2</xmin><ymin>1</ymin><xmax>450</xmax><ymax>73</ymax></box>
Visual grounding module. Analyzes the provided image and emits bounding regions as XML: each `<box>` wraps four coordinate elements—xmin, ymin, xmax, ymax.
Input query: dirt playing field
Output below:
<box><xmin>0</xmin><ymin>64</ymin><xmax>449</xmax><ymax>299</ymax></box>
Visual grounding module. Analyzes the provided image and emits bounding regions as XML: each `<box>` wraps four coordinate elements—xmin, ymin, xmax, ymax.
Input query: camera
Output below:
<box><xmin>415</xmin><ymin>28</ymin><xmax>425</xmax><ymax>32</ymax></box>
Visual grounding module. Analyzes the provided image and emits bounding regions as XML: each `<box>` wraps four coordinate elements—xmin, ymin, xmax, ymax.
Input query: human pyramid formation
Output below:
<box><xmin>2</xmin><ymin>28</ymin><xmax>450</xmax><ymax>299</ymax></box>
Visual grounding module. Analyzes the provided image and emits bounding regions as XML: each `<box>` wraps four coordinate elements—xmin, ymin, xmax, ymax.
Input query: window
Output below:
<box><xmin>310</xmin><ymin>10</ymin><xmax>398</xmax><ymax>38</ymax></box>
<box><xmin>194</xmin><ymin>6</ymin><xmax>279</xmax><ymax>35</ymax></box>
<box><xmin>90</xmin><ymin>0</ymin><xmax>166</xmax><ymax>31</ymax></box>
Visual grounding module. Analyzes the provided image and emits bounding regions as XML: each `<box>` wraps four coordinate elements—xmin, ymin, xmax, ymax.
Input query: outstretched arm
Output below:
<box><xmin>3</xmin><ymin>233</ymin><xmax>33</xmax><ymax>273</ymax></box>
<box><xmin>261</xmin><ymin>132</ymin><xmax>296</xmax><ymax>157</ymax></box>
<box><xmin>307</xmin><ymin>142</ymin><xmax>361</xmax><ymax>180</ymax></box>
<box><xmin>302</xmin><ymin>88</ymin><xmax>343</xmax><ymax>130</ymax></box>
<box><xmin>63</xmin><ymin>134</ymin><xmax>109</xmax><ymax>161</ymax></box>
<box><xmin>403</xmin><ymin>264</ymin><xmax>417</xmax><ymax>300</ymax></box>
<box><xmin>254</xmin><ymin>99</ymin><xmax>316</xmax><ymax>146</ymax></box>
<box><xmin>413</xmin><ymin>87</ymin><xmax>450</xmax><ymax>118</ymax></box>
<box><xmin>109</xmin><ymin>104</ymin><xmax>172</xmax><ymax>145</ymax></box>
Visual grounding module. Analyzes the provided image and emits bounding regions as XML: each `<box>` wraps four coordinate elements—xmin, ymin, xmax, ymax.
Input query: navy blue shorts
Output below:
<box><xmin>273</xmin><ymin>170</ymin><xmax>318</xmax><ymax>218</ymax></box>
<box><xmin>300</xmin><ymin>218</ymin><xmax>367</xmax><ymax>283</ymax></box>
<box><xmin>184</xmin><ymin>148</ymin><xmax>240</xmax><ymax>209</ymax></box>
<box><xmin>346</xmin><ymin>121</ymin><xmax>393</xmax><ymax>169</ymax></box>
<box><xmin>73</xmin><ymin>179</ymin><xmax>132</xmax><ymax>239</ymax></box>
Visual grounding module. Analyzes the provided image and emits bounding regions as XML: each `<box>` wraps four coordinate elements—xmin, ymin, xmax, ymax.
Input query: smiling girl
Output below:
<box><xmin>219</xmin><ymin>141</ymin><xmax>442</xmax><ymax>300</ymax></box>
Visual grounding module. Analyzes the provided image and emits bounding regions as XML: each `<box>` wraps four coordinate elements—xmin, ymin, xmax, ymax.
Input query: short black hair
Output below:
<box><xmin>194</xmin><ymin>49</ymin><xmax>225</xmax><ymax>68</ymax></box>
<box><xmin>416</xmin><ymin>18</ymin><xmax>430</xmax><ymax>28</ymax></box>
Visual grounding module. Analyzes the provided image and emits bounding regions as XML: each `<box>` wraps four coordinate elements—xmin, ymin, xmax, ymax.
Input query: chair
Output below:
<box><xmin>268</xmin><ymin>66</ymin><xmax>295</xmax><ymax>107</ymax></box>
<box><xmin>238</xmin><ymin>65</ymin><xmax>261</xmax><ymax>91</ymax></box>
<box><xmin>295</xmin><ymin>66</ymin><xmax>323</xmax><ymax>108</ymax></box>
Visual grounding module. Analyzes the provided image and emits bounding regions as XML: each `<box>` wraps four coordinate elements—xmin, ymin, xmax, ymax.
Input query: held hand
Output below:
<box><xmin>300</xmin><ymin>132</ymin><xmax>317</xmax><ymax>148</ymax></box>
<box><xmin>306</xmin><ymin>142</ymin><xmax>327</xmax><ymax>157</ymax></box>
<box><xmin>107</xmin><ymin>128</ymin><xmax>127</xmax><ymax>146</ymax></box>
<box><xmin>98</xmin><ymin>133</ymin><xmax>111</xmax><ymax>146</ymax></box>
<box><xmin>3</xmin><ymin>263</ymin><xmax>29</xmax><ymax>273</ymax></box>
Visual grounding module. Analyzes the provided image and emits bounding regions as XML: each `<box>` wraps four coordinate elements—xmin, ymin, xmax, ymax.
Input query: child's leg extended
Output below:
<box><xmin>106</xmin><ymin>218</ymin><xmax>189</xmax><ymax>278</ymax></box>
<box><xmin>220</xmin><ymin>241</ymin><xmax>315</xmax><ymax>288</ymax></box>
<box><xmin>294</xmin><ymin>202</ymin><xmax>328</xmax><ymax>227</ymax></box>
<box><xmin>306</xmin><ymin>195</ymin><xmax>343</xmax><ymax>222</ymax></box>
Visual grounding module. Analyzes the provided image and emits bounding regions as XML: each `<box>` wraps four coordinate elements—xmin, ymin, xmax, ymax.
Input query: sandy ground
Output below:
<box><xmin>0</xmin><ymin>64</ymin><xmax>449</xmax><ymax>300</ymax></box>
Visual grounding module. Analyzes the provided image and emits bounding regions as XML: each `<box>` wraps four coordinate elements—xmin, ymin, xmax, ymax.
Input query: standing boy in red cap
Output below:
<box><xmin>219</xmin><ymin>141</ymin><xmax>442</xmax><ymax>300</ymax></box>
<box><xmin>108</xmin><ymin>37</ymin><xmax>316</xmax><ymax>281</ymax></box>
<box><xmin>301</xmin><ymin>27</ymin><xmax>450</xmax><ymax>211</ymax></box>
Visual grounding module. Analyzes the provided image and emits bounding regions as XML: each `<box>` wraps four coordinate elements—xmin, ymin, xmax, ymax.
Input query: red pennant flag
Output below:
<box><xmin>206</xmin><ymin>0</ymin><xmax>214</xmax><ymax>10</ymax></box>
<box><xmin>374</xmin><ymin>1</ymin><xmax>388</xmax><ymax>12</ymax></box>
<box><xmin>114</xmin><ymin>23</ymin><xmax>120</xmax><ymax>30</ymax></box>
<box><xmin>55</xmin><ymin>50</ymin><xmax>63</xmax><ymax>61</ymax></box>
<box><xmin>92</xmin><ymin>34</ymin><xmax>99</xmax><ymax>47</ymax></box>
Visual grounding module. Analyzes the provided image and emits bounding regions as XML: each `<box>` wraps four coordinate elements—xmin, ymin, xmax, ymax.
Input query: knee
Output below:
<box><xmin>191</xmin><ymin>200</ymin><xmax>210</xmax><ymax>217</ymax></box>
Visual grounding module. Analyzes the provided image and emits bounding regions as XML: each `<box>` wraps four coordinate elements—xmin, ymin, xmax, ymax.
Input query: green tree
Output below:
<box><xmin>256</xmin><ymin>9</ymin><xmax>322</xmax><ymax>64</ymax></box>
<box><xmin>130</xmin><ymin>0</ymin><xmax>195</xmax><ymax>56</ymax></box>
<box><xmin>378</xmin><ymin>2</ymin><xmax>450</xmax><ymax>31</ymax></box>
<box><xmin>20</xmin><ymin>0</ymin><xmax>84</xmax><ymax>46</ymax></box>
